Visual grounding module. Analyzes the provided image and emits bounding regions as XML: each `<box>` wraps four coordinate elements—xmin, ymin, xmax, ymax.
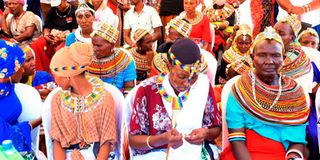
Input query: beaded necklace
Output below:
<box><xmin>250</xmin><ymin>70</ymin><xmax>282</xmax><ymax>111</ymax></box>
<box><xmin>130</xmin><ymin>48</ymin><xmax>152</xmax><ymax>71</ymax></box>
<box><xmin>55</xmin><ymin>5</ymin><xmax>71</xmax><ymax>18</ymax></box>
<box><xmin>157</xmin><ymin>74</ymin><xmax>189</xmax><ymax>110</ymax></box>
<box><xmin>182</xmin><ymin>11</ymin><xmax>203</xmax><ymax>25</ymax></box>
<box><xmin>205</xmin><ymin>3</ymin><xmax>235</xmax><ymax>22</ymax></box>
<box><xmin>60</xmin><ymin>76</ymin><xmax>104</xmax><ymax>113</ymax></box>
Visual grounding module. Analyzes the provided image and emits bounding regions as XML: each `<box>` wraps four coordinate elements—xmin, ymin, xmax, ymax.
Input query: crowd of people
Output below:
<box><xmin>0</xmin><ymin>0</ymin><xmax>319</xmax><ymax>159</ymax></box>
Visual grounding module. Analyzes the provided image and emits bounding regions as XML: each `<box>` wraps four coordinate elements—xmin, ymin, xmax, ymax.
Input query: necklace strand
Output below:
<box><xmin>251</xmin><ymin>71</ymin><xmax>282</xmax><ymax>111</ymax></box>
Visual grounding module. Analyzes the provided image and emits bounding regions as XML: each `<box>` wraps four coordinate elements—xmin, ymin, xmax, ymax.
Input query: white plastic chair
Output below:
<box><xmin>15</xmin><ymin>83</ymin><xmax>42</xmax><ymax>157</ymax></box>
<box><xmin>42</xmin><ymin>83</ymin><xmax>124</xmax><ymax>160</ymax></box>
<box><xmin>220</xmin><ymin>75</ymin><xmax>240</xmax><ymax>150</ymax></box>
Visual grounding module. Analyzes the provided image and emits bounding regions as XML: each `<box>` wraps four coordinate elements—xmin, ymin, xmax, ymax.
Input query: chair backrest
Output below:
<box><xmin>220</xmin><ymin>75</ymin><xmax>240</xmax><ymax>150</ymax></box>
<box><xmin>34</xmin><ymin>15</ymin><xmax>43</xmax><ymax>33</ymax></box>
<box><xmin>15</xmin><ymin>83</ymin><xmax>42</xmax><ymax>156</ymax></box>
<box><xmin>42</xmin><ymin>83</ymin><xmax>125</xmax><ymax>160</ymax></box>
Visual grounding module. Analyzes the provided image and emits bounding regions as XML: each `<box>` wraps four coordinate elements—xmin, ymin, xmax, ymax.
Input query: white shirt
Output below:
<box><xmin>124</xmin><ymin>4</ymin><xmax>162</xmax><ymax>37</ymax></box>
<box><xmin>94</xmin><ymin>2</ymin><xmax>119</xmax><ymax>28</ymax></box>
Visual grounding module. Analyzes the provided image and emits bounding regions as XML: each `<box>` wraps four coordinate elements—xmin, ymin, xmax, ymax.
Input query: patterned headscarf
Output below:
<box><xmin>0</xmin><ymin>40</ymin><xmax>25</xmax><ymax>79</ymax></box>
<box><xmin>165</xmin><ymin>17</ymin><xmax>192</xmax><ymax>38</ymax></box>
<box><xmin>91</xmin><ymin>21</ymin><xmax>119</xmax><ymax>44</ymax></box>
<box><xmin>251</xmin><ymin>26</ymin><xmax>284</xmax><ymax>53</ymax></box>
<box><xmin>298</xmin><ymin>28</ymin><xmax>319</xmax><ymax>44</ymax></box>
<box><xmin>277</xmin><ymin>14</ymin><xmax>301</xmax><ymax>36</ymax></box>
<box><xmin>50</xmin><ymin>42</ymin><xmax>93</xmax><ymax>77</ymax></box>
<box><xmin>133</xmin><ymin>28</ymin><xmax>149</xmax><ymax>43</ymax></box>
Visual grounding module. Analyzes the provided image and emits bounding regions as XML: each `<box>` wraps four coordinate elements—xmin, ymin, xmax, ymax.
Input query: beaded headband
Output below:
<box><xmin>92</xmin><ymin>22</ymin><xmax>119</xmax><ymax>44</ymax></box>
<box><xmin>75</xmin><ymin>3</ymin><xmax>95</xmax><ymax>16</ymax></box>
<box><xmin>133</xmin><ymin>28</ymin><xmax>149</xmax><ymax>43</ymax></box>
<box><xmin>168</xmin><ymin>51</ymin><xmax>201</xmax><ymax>82</ymax></box>
<box><xmin>51</xmin><ymin>65</ymin><xmax>86</xmax><ymax>72</ymax></box>
<box><xmin>165</xmin><ymin>17</ymin><xmax>192</xmax><ymax>38</ymax></box>
<box><xmin>298</xmin><ymin>28</ymin><xmax>319</xmax><ymax>44</ymax></box>
<box><xmin>251</xmin><ymin>26</ymin><xmax>284</xmax><ymax>53</ymax></box>
<box><xmin>278</xmin><ymin>14</ymin><xmax>301</xmax><ymax>36</ymax></box>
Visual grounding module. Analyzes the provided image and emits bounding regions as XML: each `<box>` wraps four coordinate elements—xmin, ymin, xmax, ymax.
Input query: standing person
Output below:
<box><xmin>128</xmin><ymin>28</ymin><xmax>155</xmax><ymax>83</ymax></box>
<box><xmin>179</xmin><ymin>0</ymin><xmax>212</xmax><ymax>51</ymax></box>
<box><xmin>91</xmin><ymin>0</ymin><xmax>118</xmax><ymax>28</ymax></box>
<box><xmin>88</xmin><ymin>22</ymin><xmax>137</xmax><ymax>93</ymax></box>
<box><xmin>221</xmin><ymin>26</ymin><xmax>310</xmax><ymax>160</ymax></box>
<box><xmin>49</xmin><ymin>42</ymin><xmax>117</xmax><ymax>160</ymax></box>
<box><xmin>129</xmin><ymin>38</ymin><xmax>221</xmax><ymax>160</ymax></box>
<box><xmin>123</xmin><ymin>0</ymin><xmax>162</xmax><ymax>48</ymax></box>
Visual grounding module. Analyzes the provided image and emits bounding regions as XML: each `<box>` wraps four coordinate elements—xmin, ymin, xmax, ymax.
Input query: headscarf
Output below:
<box><xmin>251</xmin><ymin>26</ymin><xmax>284</xmax><ymax>53</ymax></box>
<box><xmin>0</xmin><ymin>40</ymin><xmax>25</xmax><ymax>97</ymax></box>
<box><xmin>0</xmin><ymin>40</ymin><xmax>25</xmax><ymax>79</ymax></box>
<box><xmin>297</xmin><ymin>28</ymin><xmax>319</xmax><ymax>44</ymax></box>
<box><xmin>277</xmin><ymin>14</ymin><xmax>301</xmax><ymax>36</ymax></box>
<box><xmin>133</xmin><ymin>28</ymin><xmax>149</xmax><ymax>43</ymax></box>
<box><xmin>91</xmin><ymin>21</ymin><xmax>119</xmax><ymax>44</ymax></box>
<box><xmin>165</xmin><ymin>17</ymin><xmax>192</xmax><ymax>38</ymax></box>
<box><xmin>50</xmin><ymin>42</ymin><xmax>93</xmax><ymax>77</ymax></box>
<box><xmin>234</xmin><ymin>24</ymin><xmax>252</xmax><ymax>41</ymax></box>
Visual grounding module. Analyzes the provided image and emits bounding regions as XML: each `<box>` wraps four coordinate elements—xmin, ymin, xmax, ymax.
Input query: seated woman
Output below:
<box><xmin>221</xmin><ymin>27</ymin><xmax>310</xmax><ymax>160</ymax></box>
<box><xmin>0</xmin><ymin>40</ymin><xmax>42</xmax><ymax>159</ymax></box>
<box><xmin>29</xmin><ymin>0</ymin><xmax>77</xmax><ymax>72</ymax></box>
<box><xmin>49</xmin><ymin>42</ymin><xmax>116</xmax><ymax>159</ymax></box>
<box><xmin>65</xmin><ymin>3</ymin><xmax>95</xmax><ymax>46</ymax></box>
<box><xmin>129</xmin><ymin>38</ymin><xmax>221</xmax><ymax>160</ymax></box>
<box><xmin>1</xmin><ymin>0</ymin><xmax>41</xmax><ymax>44</ymax></box>
<box><xmin>88</xmin><ymin>22</ymin><xmax>136</xmax><ymax>93</ymax></box>
<box><xmin>298</xmin><ymin>28</ymin><xmax>319</xmax><ymax>50</ymax></box>
<box><xmin>19</xmin><ymin>45</ymin><xmax>56</xmax><ymax>100</ymax></box>
<box><xmin>128</xmin><ymin>28</ymin><xmax>155</xmax><ymax>83</ymax></box>
<box><xmin>216</xmin><ymin>24</ymin><xmax>253</xmax><ymax>84</ymax></box>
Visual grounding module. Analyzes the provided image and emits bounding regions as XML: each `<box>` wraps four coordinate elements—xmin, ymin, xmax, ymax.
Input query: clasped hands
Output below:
<box><xmin>165</xmin><ymin>128</ymin><xmax>208</xmax><ymax>149</ymax></box>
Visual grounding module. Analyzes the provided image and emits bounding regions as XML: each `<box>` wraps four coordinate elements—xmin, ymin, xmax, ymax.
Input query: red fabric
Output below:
<box><xmin>148</xmin><ymin>67</ymin><xmax>160</xmax><ymax>78</ymax></box>
<box><xmin>107</xmin><ymin>1</ymin><xmax>117</xmax><ymax>14</ymax></box>
<box><xmin>221</xmin><ymin>129</ymin><xmax>286</xmax><ymax>160</ymax></box>
<box><xmin>190</xmin><ymin>15</ymin><xmax>212</xmax><ymax>44</ymax></box>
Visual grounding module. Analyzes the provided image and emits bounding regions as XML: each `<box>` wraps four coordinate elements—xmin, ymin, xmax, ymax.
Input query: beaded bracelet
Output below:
<box><xmin>146</xmin><ymin>136</ymin><xmax>154</xmax><ymax>149</ymax></box>
<box><xmin>285</xmin><ymin>149</ymin><xmax>304</xmax><ymax>160</ymax></box>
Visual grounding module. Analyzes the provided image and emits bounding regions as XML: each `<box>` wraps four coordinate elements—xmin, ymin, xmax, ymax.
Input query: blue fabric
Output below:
<box><xmin>32</xmin><ymin>71</ymin><xmax>54</xmax><ymax>87</ymax></box>
<box><xmin>0</xmin><ymin>40</ymin><xmax>25</xmax><ymax>79</ymax></box>
<box><xmin>306</xmin><ymin>98</ymin><xmax>320</xmax><ymax>160</ymax></box>
<box><xmin>100</xmin><ymin>60</ymin><xmax>137</xmax><ymax>90</ymax></box>
<box><xmin>312</xmin><ymin>62</ymin><xmax>320</xmax><ymax>83</ymax></box>
<box><xmin>0</xmin><ymin>84</ymin><xmax>31</xmax><ymax>152</ymax></box>
<box><xmin>226</xmin><ymin>93</ymin><xmax>308</xmax><ymax>150</ymax></box>
<box><xmin>65</xmin><ymin>33</ymin><xmax>76</xmax><ymax>47</ymax></box>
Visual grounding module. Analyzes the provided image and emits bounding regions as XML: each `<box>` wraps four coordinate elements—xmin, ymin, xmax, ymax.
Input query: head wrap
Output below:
<box><xmin>297</xmin><ymin>28</ymin><xmax>319</xmax><ymax>44</ymax></box>
<box><xmin>165</xmin><ymin>17</ymin><xmax>192</xmax><ymax>38</ymax></box>
<box><xmin>277</xmin><ymin>14</ymin><xmax>301</xmax><ymax>36</ymax></box>
<box><xmin>20</xmin><ymin>44</ymin><xmax>35</xmax><ymax>58</ymax></box>
<box><xmin>0</xmin><ymin>40</ymin><xmax>25</xmax><ymax>79</ymax></box>
<box><xmin>50</xmin><ymin>42</ymin><xmax>93</xmax><ymax>77</ymax></box>
<box><xmin>251</xmin><ymin>26</ymin><xmax>284</xmax><ymax>53</ymax></box>
<box><xmin>234</xmin><ymin>24</ymin><xmax>252</xmax><ymax>41</ymax></box>
<box><xmin>133</xmin><ymin>28</ymin><xmax>149</xmax><ymax>43</ymax></box>
<box><xmin>91</xmin><ymin>22</ymin><xmax>119</xmax><ymax>44</ymax></box>
<box><xmin>169</xmin><ymin>38</ymin><xmax>201</xmax><ymax>77</ymax></box>
<box><xmin>75</xmin><ymin>3</ymin><xmax>95</xmax><ymax>16</ymax></box>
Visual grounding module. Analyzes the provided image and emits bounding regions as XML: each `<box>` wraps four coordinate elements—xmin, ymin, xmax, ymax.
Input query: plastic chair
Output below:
<box><xmin>15</xmin><ymin>83</ymin><xmax>42</xmax><ymax>157</ymax></box>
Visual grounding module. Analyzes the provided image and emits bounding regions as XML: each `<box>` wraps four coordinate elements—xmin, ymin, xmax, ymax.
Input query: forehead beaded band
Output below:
<box><xmin>51</xmin><ymin>65</ymin><xmax>86</xmax><ymax>72</ymax></box>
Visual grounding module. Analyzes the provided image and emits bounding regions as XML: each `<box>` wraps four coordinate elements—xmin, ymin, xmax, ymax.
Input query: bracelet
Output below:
<box><xmin>146</xmin><ymin>136</ymin><xmax>154</xmax><ymax>149</ymax></box>
<box><xmin>285</xmin><ymin>149</ymin><xmax>304</xmax><ymax>159</ymax></box>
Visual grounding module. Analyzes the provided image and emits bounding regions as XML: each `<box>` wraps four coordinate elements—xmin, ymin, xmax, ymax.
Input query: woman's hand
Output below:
<box><xmin>166</xmin><ymin>129</ymin><xmax>183</xmax><ymax>149</ymax></box>
<box><xmin>184</xmin><ymin>128</ymin><xmax>208</xmax><ymax>145</ymax></box>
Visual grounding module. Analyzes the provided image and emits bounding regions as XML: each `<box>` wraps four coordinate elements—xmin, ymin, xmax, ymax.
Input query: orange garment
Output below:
<box><xmin>221</xmin><ymin>129</ymin><xmax>286</xmax><ymax>160</ymax></box>
<box><xmin>50</xmin><ymin>89</ymin><xmax>116</xmax><ymax>159</ymax></box>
